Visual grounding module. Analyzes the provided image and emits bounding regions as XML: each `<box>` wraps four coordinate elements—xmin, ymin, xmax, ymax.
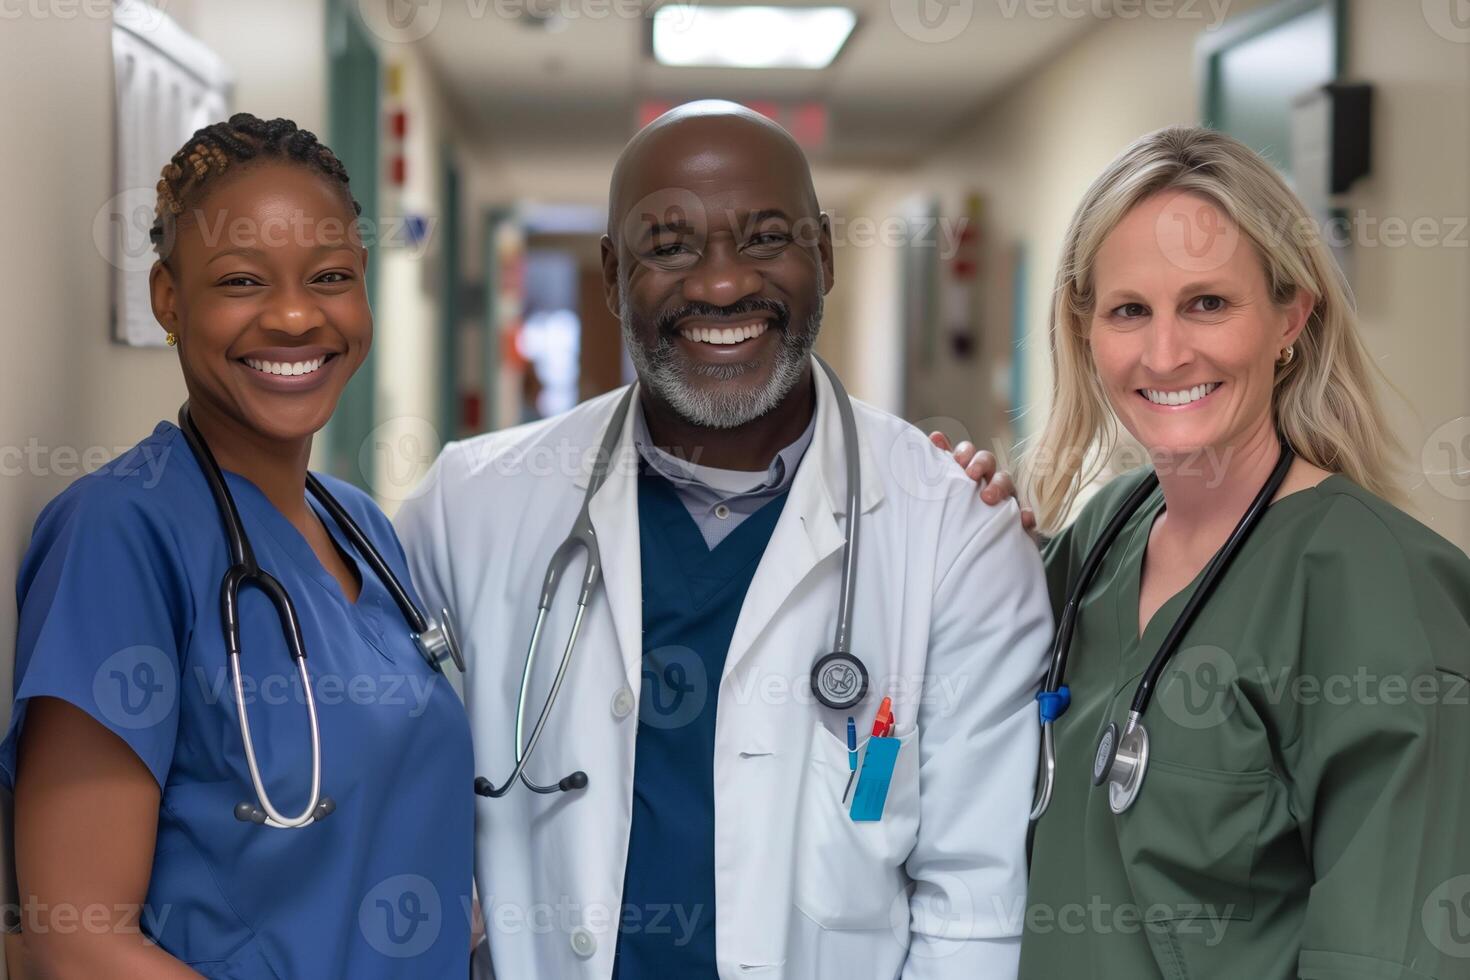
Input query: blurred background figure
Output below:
<box><xmin>0</xmin><ymin>0</ymin><xmax>1468</xmax><ymax>969</ymax></box>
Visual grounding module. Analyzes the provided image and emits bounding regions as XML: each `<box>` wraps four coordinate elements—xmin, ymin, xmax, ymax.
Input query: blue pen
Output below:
<box><xmin>842</xmin><ymin>716</ymin><xmax>858</xmax><ymax>803</ymax></box>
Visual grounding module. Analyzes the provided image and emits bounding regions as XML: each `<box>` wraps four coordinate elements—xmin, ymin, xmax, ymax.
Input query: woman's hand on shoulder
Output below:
<box><xmin>929</xmin><ymin>431</ymin><xmax>1037</xmax><ymax>534</ymax></box>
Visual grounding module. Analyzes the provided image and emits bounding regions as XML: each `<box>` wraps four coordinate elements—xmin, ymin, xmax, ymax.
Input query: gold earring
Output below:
<box><xmin>165</xmin><ymin>332</ymin><xmax>178</xmax><ymax>348</ymax></box>
<box><xmin>1277</xmin><ymin>345</ymin><xmax>1295</xmax><ymax>366</ymax></box>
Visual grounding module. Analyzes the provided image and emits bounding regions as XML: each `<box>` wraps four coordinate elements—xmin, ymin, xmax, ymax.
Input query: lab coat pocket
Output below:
<box><xmin>792</xmin><ymin>720</ymin><xmax>919</xmax><ymax>931</ymax></box>
<box><xmin>1114</xmin><ymin>757</ymin><xmax>1268</xmax><ymax>925</ymax></box>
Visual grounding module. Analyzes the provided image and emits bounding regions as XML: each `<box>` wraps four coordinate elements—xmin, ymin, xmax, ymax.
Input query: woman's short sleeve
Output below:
<box><xmin>1</xmin><ymin>481</ymin><xmax>191</xmax><ymax>791</ymax></box>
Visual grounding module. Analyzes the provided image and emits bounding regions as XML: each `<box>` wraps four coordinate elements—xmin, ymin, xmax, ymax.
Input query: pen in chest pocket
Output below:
<box><xmin>843</xmin><ymin>716</ymin><xmax>858</xmax><ymax>803</ymax></box>
<box><xmin>850</xmin><ymin>697</ymin><xmax>900</xmax><ymax>822</ymax></box>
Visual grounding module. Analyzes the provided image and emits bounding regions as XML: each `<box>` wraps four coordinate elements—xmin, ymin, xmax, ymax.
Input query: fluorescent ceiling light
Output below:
<box><xmin>652</xmin><ymin>6</ymin><xmax>857</xmax><ymax>69</ymax></box>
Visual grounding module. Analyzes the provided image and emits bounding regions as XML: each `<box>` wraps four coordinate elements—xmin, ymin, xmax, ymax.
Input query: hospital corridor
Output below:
<box><xmin>1</xmin><ymin>0</ymin><xmax>1469</xmax><ymax>977</ymax></box>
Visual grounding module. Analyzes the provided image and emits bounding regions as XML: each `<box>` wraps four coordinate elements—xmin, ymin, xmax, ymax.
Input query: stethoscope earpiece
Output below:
<box><xmin>233</xmin><ymin>796</ymin><xmax>335</xmax><ymax>827</ymax></box>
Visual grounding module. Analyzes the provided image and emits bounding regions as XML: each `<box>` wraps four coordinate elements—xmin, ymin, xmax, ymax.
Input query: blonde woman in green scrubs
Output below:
<box><xmin>943</xmin><ymin>126</ymin><xmax>1470</xmax><ymax>979</ymax></box>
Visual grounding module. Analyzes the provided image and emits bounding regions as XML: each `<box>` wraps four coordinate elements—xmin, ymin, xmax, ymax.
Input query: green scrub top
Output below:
<box><xmin>1019</xmin><ymin>468</ymin><xmax>1470</xmax><ymax>980</ymax></box>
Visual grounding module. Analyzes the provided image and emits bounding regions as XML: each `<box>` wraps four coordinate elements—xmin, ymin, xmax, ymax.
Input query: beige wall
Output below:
<box><xmin>834</xmin><ymin>0</ymin><xmax>1469</xmax><ymax>551</ymax></box>
<box><xmin>1344</xmin><ymin>0</ymin><xmax>1470</xmax><ymax>550</ymax></box>
<box><xmin>0</xmin><ymin>0</ymin><xmax>336</xmax><ymax>709</ymax></box>
<box><xmin>0</xmin><ymin>13</ymin><xmax>187</xmax><ymax>741</ymax></box>
<box><xmin>168</xmin><ymin>0</ymin><xmax>327</xmax><ymax>132</ymax></box>
<box><xmin>0</xmin><ymin>10</ymin><xmax>185</xmax><ymax>974</ymax></box>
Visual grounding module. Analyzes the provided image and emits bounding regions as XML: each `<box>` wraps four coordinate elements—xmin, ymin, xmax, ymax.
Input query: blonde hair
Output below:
<box><xmin>1026</xmin><ymin>125</ymin><xmax>1402</xmax><ymax>533</ymax></box>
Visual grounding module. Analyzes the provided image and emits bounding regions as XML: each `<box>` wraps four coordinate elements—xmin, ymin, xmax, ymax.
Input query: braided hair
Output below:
<box><xmin>149</xmin><ymin>112</ymin><xmax>361</xmax><ymax>261</ymax></box>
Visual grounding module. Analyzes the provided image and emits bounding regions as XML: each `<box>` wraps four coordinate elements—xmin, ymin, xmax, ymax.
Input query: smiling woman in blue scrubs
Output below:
<box><xmin>2</xmin><ymin>114</ymin><xmax>473</xmax><ymax>977</ymax></box>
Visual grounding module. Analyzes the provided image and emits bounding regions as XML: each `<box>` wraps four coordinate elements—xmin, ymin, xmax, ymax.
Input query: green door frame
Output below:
<box><xmin>482</xmin><ymin>207</ymin><xmax>517</xmax><ymax>433</ymax></box>
<box><xmin>1197</xmin><ymin>0</ymin><xmax>1346</xmax><ymax>129</ymax></box>
<box><xmin>325</xmin><ymin>0</ymin><xmax>380</xmax><ymax>487</ymax></box>
<box><xmin>439</xmin><ymin>147</ymin><xmax>461</xmax><ymax>440</ymax></box>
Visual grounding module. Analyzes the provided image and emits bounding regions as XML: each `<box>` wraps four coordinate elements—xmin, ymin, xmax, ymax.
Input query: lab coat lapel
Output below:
<box><xmin>579</xmin><ymin>387</ymin><xmax>646</xmax><ymax>695</ymax></box>
<box><xmin>721</xmin><ymin>359</ymin><xmax>884</xmax><ymax>682</ymax></box>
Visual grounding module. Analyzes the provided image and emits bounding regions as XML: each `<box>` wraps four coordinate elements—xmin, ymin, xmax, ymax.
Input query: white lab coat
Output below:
<box><xmin>396</xmin><ymin>359</ymin><xmax>1052</xmax><ymax>980</ymax></box>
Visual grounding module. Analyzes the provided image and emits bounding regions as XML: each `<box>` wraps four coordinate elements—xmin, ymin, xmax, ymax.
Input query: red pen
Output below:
<box><xmin>871</xmin><ymin>697</ymin><xmax>894</xmax><ymax>738</ymax></box>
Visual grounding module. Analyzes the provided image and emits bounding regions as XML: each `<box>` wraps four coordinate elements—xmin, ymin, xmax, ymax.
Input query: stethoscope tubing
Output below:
<box><xmin>477</xmin><ymin>355</ymin><xmax>866</xmax><ymax>798</ymax></box>
<box><xmin>815</xmin><ymin>356</ymin><xmax>862</xmax><ymax>658</ymax></box>
<box><xmin>474</xmin><ymin>384</ymin><xmax>631</xmax><ymax>798</ymax></box>
<box><xmin>1030</xmin><ymin>436</ymin><xmax>1296</xmax><ymax>821</ymax></box>
<box><xmin>178</xmin><ymin>404</ymin><xmax>452</xmax><ymax>828</ymax></box>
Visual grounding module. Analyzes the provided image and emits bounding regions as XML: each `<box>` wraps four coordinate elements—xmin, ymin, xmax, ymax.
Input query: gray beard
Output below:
<box><xmin>620</xmin><ymin>289</ymin><xmax>822</xmax><ymax>430</ymax></box>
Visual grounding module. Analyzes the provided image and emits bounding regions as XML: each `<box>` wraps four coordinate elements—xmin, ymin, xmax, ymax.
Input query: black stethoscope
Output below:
<box><xmin>1030</xmin><ymin>436</ymin><xmax>1295</xmax><ymax>819</ymax></box>
<box><xmin>178</xmin><ymin>404</ymin><xmax>464</xmax><ymax>830</ymax></box>
<box><xmin>471</xmin><ymin>355</ymin><xmax>871</xmax><ymax>801</ymax></box>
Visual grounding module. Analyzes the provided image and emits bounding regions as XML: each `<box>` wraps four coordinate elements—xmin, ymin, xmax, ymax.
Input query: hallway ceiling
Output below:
<box><xmin>413</xmin><ymin>0</ymin><xmax>1105</xmax><ymax>202</ymax></box>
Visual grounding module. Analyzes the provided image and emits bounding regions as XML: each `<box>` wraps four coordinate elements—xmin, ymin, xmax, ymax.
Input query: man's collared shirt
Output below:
<box><xmin>631</xmin><ymin>400</ymin><xmax>816</xmax><ymax>549</ymax></box>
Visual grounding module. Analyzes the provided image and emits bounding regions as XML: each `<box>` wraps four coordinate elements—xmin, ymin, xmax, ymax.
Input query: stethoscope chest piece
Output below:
<box><xmin>1092</xmin><ymin>712</ymin><xmax>1150</xmax><ymax>814</ymax></box>
<box><xmin>415</xmin><ymin>607</ymin><xmax>465</xmax><ymax>673</ymax></box>
<box><xmin>811</xmin><ymin>651</ymin><xmax>869</xmax><ymax>710</ymax></box>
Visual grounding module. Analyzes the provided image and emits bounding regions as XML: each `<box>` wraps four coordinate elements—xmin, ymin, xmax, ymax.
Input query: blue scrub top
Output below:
<box><xmin>1</xmin><ymin>422</ymin><xmax>474</xmax><ymax>978</ymax></box>
<box><xmin>613</xmin><ymin>469</ymin><xmax>788</xmax><ymax>980</ymax></box>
